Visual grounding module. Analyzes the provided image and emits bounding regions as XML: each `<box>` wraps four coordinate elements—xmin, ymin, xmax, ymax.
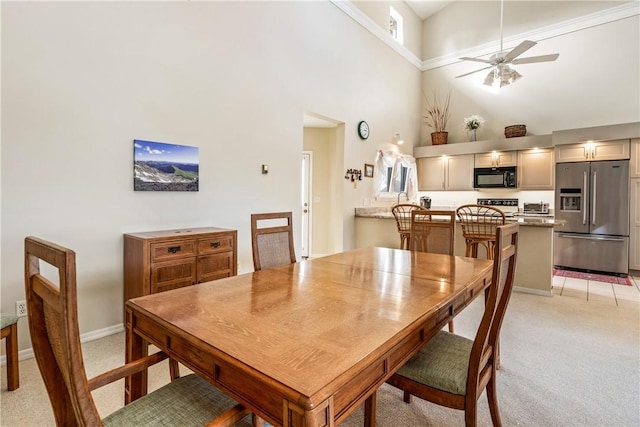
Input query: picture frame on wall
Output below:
<box><xmin>133</xmin><ymin>139</ymin><xmax>199</xmax><ymax>191</ymax></box>
<box><xmin>364</xmin><ymin>163</ymin><xmax>374</xmax><ymax>178</ymax></box>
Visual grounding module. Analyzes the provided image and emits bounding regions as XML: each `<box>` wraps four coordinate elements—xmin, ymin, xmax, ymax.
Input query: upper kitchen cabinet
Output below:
<box><xmin>517</xmin><ymin>148</ymin><xmax>555</xmax><ymax>190</ymax></box>
<box><xmin>474</xmin><ymin>151</ymin><xmax>517</xmax><ymax>168</ymax></box>
<box><xmin>555</xmin><ymin>139</ymin><xmax>630</xmax><ymax>163</ymax></box>
<box><xmin>630</xmin><ymin>138</ymin><xmax>640</xmax><ymax>178</ymax></box>
<box><xmin>417</xmin><ymin>154</ymin><xmax>474</xmax><ymax>191</ymax></box>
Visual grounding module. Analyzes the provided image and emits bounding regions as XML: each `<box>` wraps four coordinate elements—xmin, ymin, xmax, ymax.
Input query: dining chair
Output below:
<box><xmin>410</xmin><ymin>209</ymin><xmax>456</xmax><ymax>332</ymax></box>
<box><xmin>251</xmin><ymin>212</ymin><xmax>296</xmax><ymax>271</ymax></box>
<box><xmin>24</xmin><ymin>236</ymin><xmax>254</xmax><ymax>427</ymax></box>
<box><xmin>1</xmin><ymin>313</ymin><xmax>19</xmax><ymax>391</ymax></box>
<box><xmin>382</xmin><ymin>223</ymin><xmax>519</xmax><ymax>427</ymax></box>
<box><xmin>456</xmin><ymin>204</ymin><xmax>506</xmax><ymax>260</ymax></box>
<box><xmin>391</xmin><ymin>204</ymin><xmax>423</xmax><ymax>249</ymax></box>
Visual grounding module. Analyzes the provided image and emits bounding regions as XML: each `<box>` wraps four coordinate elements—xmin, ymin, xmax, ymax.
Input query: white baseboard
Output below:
<box><xmin>513</xmin><ymin>286</ymin><xmax>553</xmax><ymax>297</ymax></box>
<box><xmin>1</xmin><ymin>323</ymin><xmax>124</xmax><ymax>366</ymax></box>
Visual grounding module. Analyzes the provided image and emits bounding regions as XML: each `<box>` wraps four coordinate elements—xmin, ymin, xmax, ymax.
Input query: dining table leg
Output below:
<box><xmin>364</xmin><ymin>392</ymin><xmax>376</xmax><ymax>427</ymax></box>
<box><xmin>124</xmin><ymin>309</ymin><xmax>148</xmax><ymax>404</ymax></box>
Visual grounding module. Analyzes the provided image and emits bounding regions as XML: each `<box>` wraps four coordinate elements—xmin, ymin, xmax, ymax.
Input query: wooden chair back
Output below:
<box><xmin>409</xmin><ymin>210</ymin><xmax>455</xmax><ymax>255</ymax></box>
<box><xmin>251</xmin><ymin>212</ymin><xmax>296</xmax><ymax>271</ymax></box>
<box><xmin>25</xmin><ymin>236</ymin><xmax>102</xmax><ymax>426</ymax></box>
<box><xmin>467</xmin><ymin>223</ymin><xmax>518</xmax><ymax>400</ymax></box>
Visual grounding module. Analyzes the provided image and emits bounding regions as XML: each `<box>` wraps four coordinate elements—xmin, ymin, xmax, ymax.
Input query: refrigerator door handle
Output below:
<box><xmin>592</xmin><ymin>171</ymin><xmax>597</xmax><ymax>225</ymax></box>
<box><xmin>583</xmin><ymin>171</ymin><xmax>587</xmax><ymax>225</ymax></box>
<box><xmin>557</xmin><ymin>233</ymin><xmax>626</xmax><ymax>242</ymax></box>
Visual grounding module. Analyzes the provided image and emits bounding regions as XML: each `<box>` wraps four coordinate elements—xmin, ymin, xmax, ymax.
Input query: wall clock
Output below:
<box><xmin>357</xmin><ymin>120</ymin><xmax>370</xmax><ymax>140</ymax></box>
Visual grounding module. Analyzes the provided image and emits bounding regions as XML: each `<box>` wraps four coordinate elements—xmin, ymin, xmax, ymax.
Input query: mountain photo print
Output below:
<box><xmin>133</xmin><ymin>140</ymin><xmax>199</xmax><ymax>191</ymax></box>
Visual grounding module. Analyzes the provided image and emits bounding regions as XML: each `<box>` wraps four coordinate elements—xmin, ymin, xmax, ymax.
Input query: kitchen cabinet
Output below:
<box><xmin>417</xmin><ymin>154</ymin><xmax>474</xmax><ymax>191</ymax></box>
<box><xmin>630</xmin><ymin>138</ymin><xmax>640</xmax><ymax>178</ymax></box>
<box><xmin>555</xmin><ymin>139</ymin><xmax>630</xmax><ymax>163</ymax></box>
<box><xmin>124</xmin><ymin>227</ymin><xmax>237</xmax><ymax>313</ymax></box>
<box><xmin>517</xmin><ymin>148</ymin><xmax>555</xmax><ymax>190</ymax></box>
<box><xmin>474</xmin><ymin>151</ymin><xmax>517</xmax><ymax>168</ymax></box>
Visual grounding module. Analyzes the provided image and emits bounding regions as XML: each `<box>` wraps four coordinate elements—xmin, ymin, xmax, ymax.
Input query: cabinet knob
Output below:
<box><xmin>168</xmin><ymin>246</ymin><xmax>181</xmax><ymax>254</ymax></box>
<box><xmin>210</xmin><ymin>241</ymin><xmax>220</xmax><ymax>248</ymax></box>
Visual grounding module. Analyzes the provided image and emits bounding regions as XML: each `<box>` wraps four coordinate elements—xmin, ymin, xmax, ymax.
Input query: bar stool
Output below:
<box><xmin>391</xmin><ymin>204</ymin><xmax>423</xmax><ymax>249</ymax></box>
<box><xmin>456</xmin><ymin>204</ymin><xmax>506</xmax><ymax>260</ymax></box>
<box><xmin>1</xmin><ymin>313</ymin><xmax>19</xmax><ymax>390</ymax></box>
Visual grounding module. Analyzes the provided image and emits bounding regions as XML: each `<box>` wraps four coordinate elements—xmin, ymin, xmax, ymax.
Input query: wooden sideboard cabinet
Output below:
<box><xmin>124</xmin><ymin>227</ymin><xmax>237</xmax><ymax>307</ymax></box>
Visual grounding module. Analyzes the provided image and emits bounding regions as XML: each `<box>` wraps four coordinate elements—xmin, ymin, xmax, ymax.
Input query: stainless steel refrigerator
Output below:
<box><xmin>554</xmin><ymin>160</ymin><xmax>629</xmax><ymax>275</ymax></box>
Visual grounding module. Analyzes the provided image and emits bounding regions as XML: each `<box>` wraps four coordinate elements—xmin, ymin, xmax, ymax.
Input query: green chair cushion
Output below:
<box><xmin>396</xmin><ymin>330</ymin><xmax>473</xmax><ymax>395</ymax></box>
<box><xmin>103</xmin><ymin>374</ymin><xmax>251</xmax><ymax>427</ymax></box>
<box><xmin>1</xmin><ymin>313</ymin><xmax>18</xmax><ymax>329</ymax></box>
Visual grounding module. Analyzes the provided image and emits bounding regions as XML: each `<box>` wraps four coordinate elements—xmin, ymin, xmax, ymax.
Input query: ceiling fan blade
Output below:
<box><xmin>456</xmin><ymin>66</ymin><xmax>495</xmax><ymax>78</ymax></box>
<box><xmin>459</xmin><ymin>56</ymin><xmax>494</xmax><ymax>64</ymax></box>
<box><xmin>511</xmin><ymin>53</ymin><xmax>559</xmax><ymax>64</ymax></box>
<box><xmin>503</xmin><ymin>40</ymin><xmax>537</xmax><ymax>62</ymax></box>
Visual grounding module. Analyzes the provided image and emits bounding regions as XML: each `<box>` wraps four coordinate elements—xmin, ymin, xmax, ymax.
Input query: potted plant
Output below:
<box><xmin>464</xmin><ymin>115</ymin><xmax>485</xmax><ymax>141</ymax></box>
<box><xmin>423</xmin><ymin>89</ymin><xmax>451</xmax><ymax>145</ymax></box>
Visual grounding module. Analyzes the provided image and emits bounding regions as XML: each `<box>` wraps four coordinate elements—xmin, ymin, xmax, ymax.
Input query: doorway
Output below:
<box><xmin>302</xmin><ymin>113</ymin><xmax>345</xmax><ymax>257</ymax></box>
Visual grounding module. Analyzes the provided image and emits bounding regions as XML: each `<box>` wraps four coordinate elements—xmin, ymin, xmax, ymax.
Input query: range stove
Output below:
<box><xmin>477</xmin><ymin>198</ymin><xmax>519</xmax><ymax>217</ymax></box>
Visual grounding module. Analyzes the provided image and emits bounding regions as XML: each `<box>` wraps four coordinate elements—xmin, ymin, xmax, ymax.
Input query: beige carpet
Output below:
<box><xmin>1</xmin><ymin>290</ymin><xmax>639</xmax><ymax>426</ymax></box>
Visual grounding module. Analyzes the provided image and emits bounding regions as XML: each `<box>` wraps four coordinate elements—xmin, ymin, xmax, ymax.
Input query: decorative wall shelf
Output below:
<box><xmin>414</xmin><ymin>122</ymin><xmax>640</xmax><ymax>159</ymax></box>
<box><xmin>413</xmin><ymin>134</ymin><xmax>552</xmax><ymax>158</ymax></box>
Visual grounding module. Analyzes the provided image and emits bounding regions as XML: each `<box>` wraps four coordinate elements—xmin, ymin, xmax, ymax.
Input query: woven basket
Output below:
<box><xmin>431</xmin><ymin>132</ymin><xmax>448</xmax><ymax>145</ymax></box>
<box><xmin>505</xmin><ymin>125</ymin><xmax>526</xmax><ymax>138</ymax></box>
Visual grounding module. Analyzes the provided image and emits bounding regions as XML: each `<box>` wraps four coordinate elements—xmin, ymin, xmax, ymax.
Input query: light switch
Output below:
<box><xmin>262</xmin><ymin>164</ymin><xmax>269</xmax><ymax>174</ymax></box>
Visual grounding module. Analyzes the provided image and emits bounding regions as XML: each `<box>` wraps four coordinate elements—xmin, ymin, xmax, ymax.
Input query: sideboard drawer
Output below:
<box><xmin>198</xmin><ymin>235</ymin><xmax>234</xmax><ymax>255</ymax></box>
<box><xmin>150</xmin><ymin>240</ymin><xmax>196</xmax><ymax>262</ymax></box>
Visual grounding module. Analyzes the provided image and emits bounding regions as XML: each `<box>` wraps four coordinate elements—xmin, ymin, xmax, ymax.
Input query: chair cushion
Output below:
<box><xmin>395</xmin><ymin>330</ymin><xmax>472</xmax><ymax>395</ymax></box>
<box><xmin>1</xmin><ymin>313</ymin><xmax>18</xmax><ymax>329</ymax></box>
<box><xmin>103</xmin><ymin>374</ymin><xmax>249</xmax><ymax>427</ymax></box>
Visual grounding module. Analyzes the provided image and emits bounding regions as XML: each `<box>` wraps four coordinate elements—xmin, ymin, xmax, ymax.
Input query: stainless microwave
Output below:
<box><xmin>473</xmin><ymin>166</ymin><xmax>517</xmax><ymax>188</ymax></box>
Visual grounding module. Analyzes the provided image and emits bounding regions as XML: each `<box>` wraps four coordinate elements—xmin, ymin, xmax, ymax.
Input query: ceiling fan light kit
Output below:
<box><xmin>457</xmin><ymin>0</ymin><xmax>559</xmax><ymax>87</ymax></box>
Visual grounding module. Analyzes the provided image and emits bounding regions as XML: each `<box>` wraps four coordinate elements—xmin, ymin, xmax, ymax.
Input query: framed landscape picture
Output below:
<box><xmin>133</xmin><ymin>140</ymin><xmax>199</xmax><ymax>191</ymax></box>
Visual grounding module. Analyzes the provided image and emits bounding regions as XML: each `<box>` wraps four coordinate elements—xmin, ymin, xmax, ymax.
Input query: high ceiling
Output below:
<box><xmin>405</xmin><ymin>0</ymin><xmax>455</xmax><ymax>20</ymax></box>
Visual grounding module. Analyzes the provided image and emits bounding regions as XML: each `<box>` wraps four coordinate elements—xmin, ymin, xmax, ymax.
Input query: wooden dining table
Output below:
<box><xmin>125</xmin><ymin>246</ymin><xmax>493</xmax><ymax>427</ymax></box>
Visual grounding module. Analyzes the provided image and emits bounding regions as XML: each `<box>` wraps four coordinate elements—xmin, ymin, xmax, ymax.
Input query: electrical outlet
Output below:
<box><xmin>16</xmin><ymin>300</ymin><xmax>27</xmax><ymax>317</ymax></box>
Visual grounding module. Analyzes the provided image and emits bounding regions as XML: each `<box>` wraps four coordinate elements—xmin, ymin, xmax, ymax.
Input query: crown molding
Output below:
<box><xmin>330</xmin><ymin>1</ymin><xmax>638</xmax><ymax>72</ymax></box>
<box><xmin>421</xmin><ymin>2</ymin><xmax>639</xmax><ymax>71</ymax></box>
<box><xmin>330</xmin><ymin>0</ymin><xmax>422</xmax><ymax>69</ymax></box>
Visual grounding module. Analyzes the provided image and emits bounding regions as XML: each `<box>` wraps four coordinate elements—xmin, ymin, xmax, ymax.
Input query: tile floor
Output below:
<box><xmin>552</xmin><ymin>272</ymin><xmax>640</xmax><ymax>307</ymax></box>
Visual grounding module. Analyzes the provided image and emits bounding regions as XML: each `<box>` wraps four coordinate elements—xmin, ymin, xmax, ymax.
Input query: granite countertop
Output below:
<box><xmin>354</xmin><ymin>207</ymin><xmax>565</xmax><ymax>228</ymax></box>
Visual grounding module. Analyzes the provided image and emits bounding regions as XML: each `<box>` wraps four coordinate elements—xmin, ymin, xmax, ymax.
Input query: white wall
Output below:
<box><xmin>1</xmin><ymin>1</ymin><xmax>422</xmax><ymax>350</ymax></box>
<box><xmin>420</xmin><ymin>3</ymin><xmax>639</xmax><ymax>144</ymax></box>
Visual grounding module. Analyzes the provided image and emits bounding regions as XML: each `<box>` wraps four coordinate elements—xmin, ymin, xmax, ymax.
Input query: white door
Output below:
<box><xmin>301</xmin><ymin>152</ymin><xmax>313</xmax><ymax>258</ymax></box>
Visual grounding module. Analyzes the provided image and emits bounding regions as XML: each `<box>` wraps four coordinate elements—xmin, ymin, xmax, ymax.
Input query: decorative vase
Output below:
<box><xmin>431</xmin><ymin>131</ymin><xmax>448</xmax><ymax>145</ymax></box>
<box><xmin>468</xmin><ymin>129</ymin><xmax>477</xmax><ymax>142</ymax></box>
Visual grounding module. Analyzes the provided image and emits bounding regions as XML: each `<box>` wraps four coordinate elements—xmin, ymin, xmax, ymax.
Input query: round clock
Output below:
<box><xmin>357</xmin><ymin>120</ymin><xmax>370</xmax><ymax>140</ymax></box>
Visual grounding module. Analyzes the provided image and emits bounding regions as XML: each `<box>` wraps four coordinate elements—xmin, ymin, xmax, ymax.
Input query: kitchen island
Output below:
<box><xmin>354</xmin><ymin>207</ymin><xmax>565</xmax><ymax>295</ymax></box>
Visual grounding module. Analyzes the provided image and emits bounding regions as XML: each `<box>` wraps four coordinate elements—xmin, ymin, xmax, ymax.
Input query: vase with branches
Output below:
<box><xmin>423</xmin><ymin>89</ymin><xmax>451</xmax><ymax>145</ymax></box>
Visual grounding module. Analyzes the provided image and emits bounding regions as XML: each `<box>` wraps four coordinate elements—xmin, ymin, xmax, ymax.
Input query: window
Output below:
<box><xmin>389</xmin><ymin>6</ymin><xmax>403</xmax><ymax>45</ymax></box>
<box><xmin>386</xmin><ymin>165</ymin><xmax>409</xmax><ymax>193</ymax></box>
<box><xmin>374</xmin><ymin>151</ymin><xmax>417</xmax><ymax>200</ymax></box>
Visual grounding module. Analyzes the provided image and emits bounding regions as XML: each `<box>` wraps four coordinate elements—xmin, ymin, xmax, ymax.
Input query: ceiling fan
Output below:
<box><xmin>456</xmin><ymin>0</ymin><xmax>559</xmax><ymax>87</ymax></box>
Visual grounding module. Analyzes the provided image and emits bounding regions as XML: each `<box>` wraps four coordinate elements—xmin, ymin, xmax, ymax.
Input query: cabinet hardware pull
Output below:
<box><xmin>168</xmin><ymin>246</ymin><xmax>181</xmax><ymax>253</ymax></box>
<box><xmin>210</xmin><ymin>241</ymin><xmax>221</xmax><ymax>248</ymax></box>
